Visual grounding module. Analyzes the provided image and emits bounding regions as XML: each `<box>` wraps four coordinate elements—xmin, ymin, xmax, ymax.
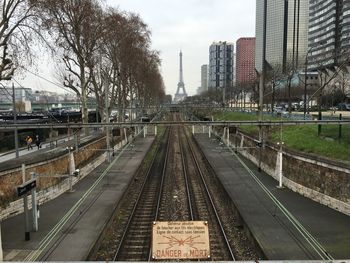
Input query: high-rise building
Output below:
<box><xmin>308</xmin><ymin>0</ymin><xmax>350</xmax><ymax>69</ymax></box>
<box><xmin>200</xmin><ymin>64</ymin><xmax>208</xmax><ymax>92</ymax></box>
<box><xmin>208</xmin><ymin>41</ymin><xmax>234</xmax><ymax>89</ymax></box>
<box><xmin>236</xmin><ymin>37</ymin><xmax>256</xmax><ymax>84</ymax></box>
<box><xmin>255</xmin><ymin>0</ymin><xmax>309</xmax><ymax>72</ymax></box>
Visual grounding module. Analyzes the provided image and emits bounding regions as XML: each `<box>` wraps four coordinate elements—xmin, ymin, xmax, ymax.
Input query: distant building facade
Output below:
<box><xmin>0</xmin><ymin>86</ymin><xmax>79</xmax><ymax>112</ymax></box>
<box><xmin>255</xmin><ymin>0</ymin><xmax>309</xmax><ymax>72</ymax></box>
<box><xmin>0</xmin><ymin>87</ymin><xmax>33</xmax><ymax>103</ymax></box>
<box><xmin>236</xmin><ymin>37</ymin><xmax>256</xmax><ymax>84</ymax></box>
<box><xmin>308</xmin><ymin>0</ymin><xmax>350</xmax><ymax>69</ymax></box>
<box><xmin>208</xmin><ymin>41</ymin><xmax>235</xmax><ymax>89</ymax></box>
<box><xmin>201</xmin><ymin>64</ymin><xmax>208</xmax><ymax>92</ymax></box>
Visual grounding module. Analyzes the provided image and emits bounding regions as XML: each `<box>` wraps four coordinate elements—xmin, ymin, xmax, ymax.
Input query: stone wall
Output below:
<box><xmin>230</xmin><ymin>131</ymin><xmax>350</xmax><ymax>216</ymax></box>
<box><xmin>0</xmin><ymin>134</ymin><xmax>133</xmax><ymax>220</ymax></box>
<box><xmin>0</xmin><ymin>137</ymin><xmax>106</xmax><ymax>209</ymax></box>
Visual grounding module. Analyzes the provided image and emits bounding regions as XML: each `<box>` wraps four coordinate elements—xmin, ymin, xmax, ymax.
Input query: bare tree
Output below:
<box><xmin>37</xmin><ymin>0</ymin><xmax>103</xmax><ymax>126</ymax></box>
<box><xmin>330</xmin><ymin>67</ymin><xmax>350</xmax><ymax>103</ymax></box>
<box><xmin>264</xmin><ymin>62</ymin><xmax>283</xmax><ymax>111</ymax></box>
<box><xmin>0</xmin><ymin>0</ymin><xmax>41</xmax><ymax>81</ymax></box>
<box><xmin>90</xmin><ymin>8</ymin><xmax>164</xmax><ymax>122</ymax></box>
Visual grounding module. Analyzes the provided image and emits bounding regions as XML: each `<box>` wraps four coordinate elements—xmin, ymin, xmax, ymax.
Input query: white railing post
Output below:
<box><xmin>276</xmin><ymin>142</ymin><xmax>284</xmax><ymax>188</ymax></box>
<box><xmin>227</xmin><ymin>127</ymin><xmax>230</xmax><ymax>146</ymax></box>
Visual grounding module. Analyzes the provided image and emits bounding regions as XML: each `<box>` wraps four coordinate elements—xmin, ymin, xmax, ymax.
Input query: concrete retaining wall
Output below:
<box><xmin>229</xmin><ymin>131</ymin><xmax>350</xmax><ymax>216</ymax></box>
<box><xmin>0</xmin><ymin>134</ymin><xmax>132</xmax><ymax>220</ymax></box>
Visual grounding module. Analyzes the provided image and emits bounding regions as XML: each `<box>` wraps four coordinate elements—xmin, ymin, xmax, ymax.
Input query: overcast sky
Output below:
<box><xmin>17</xmin><ymin>0</ymin><xmax>256</xmax><ymax>97</ymax></box>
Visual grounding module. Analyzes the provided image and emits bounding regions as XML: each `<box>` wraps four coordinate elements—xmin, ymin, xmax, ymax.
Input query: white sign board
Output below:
<box><xmin>152</xmin><ymin>221</ymin><xmax>210</xmax><ymax>260</ymax></box>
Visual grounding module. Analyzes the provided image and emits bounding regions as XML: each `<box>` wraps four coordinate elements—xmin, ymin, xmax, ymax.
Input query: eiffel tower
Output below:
<box><xmin>174</xmin><ymin>51</ymin><xmax>188</xmax><ymax>102</ymax></box>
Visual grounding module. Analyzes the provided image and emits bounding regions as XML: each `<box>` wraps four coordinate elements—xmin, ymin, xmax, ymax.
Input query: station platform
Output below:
<box><xmin>1</xmin><ymin>136</ymin><xmax>154</xmax><ymax>261</ymax></box>
<box><xmin>194</xmin><ymin>133</ymin><xmax>350</xmax><ymax>260</ymax></box>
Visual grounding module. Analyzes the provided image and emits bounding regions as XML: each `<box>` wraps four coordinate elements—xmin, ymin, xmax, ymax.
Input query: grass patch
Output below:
<box><xmin>213</xmin><ymin>111</ymin><xmax>350</xmax><ymax>162</ymax></box>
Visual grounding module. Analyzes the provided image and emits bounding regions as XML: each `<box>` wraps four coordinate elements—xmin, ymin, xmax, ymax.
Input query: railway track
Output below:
<box><xmin>93</xmin><ymin>113</ymin><xmax>258</xmax><ymax>261</ymax></box>
<box><xmin>179</xmin><ymin>125</ymin><xmax>235</xmax><ymax>260</ymax></box>
<box><xmin>112</xmin><ymin>128</ymin><xmax>171</xmax><ymax>261</ymax></box>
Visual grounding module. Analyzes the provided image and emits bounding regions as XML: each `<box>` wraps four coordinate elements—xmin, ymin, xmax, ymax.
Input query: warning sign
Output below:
<box><xmin>152</xmin><ymin>221</ymin><xmax>210</xmax><ymax>260</ymax></box>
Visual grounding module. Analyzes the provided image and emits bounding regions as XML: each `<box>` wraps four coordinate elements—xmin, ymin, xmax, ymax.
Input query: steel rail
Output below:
<box><xmin>220</xmin><ymin>136</ymin><xmax>334</xmax><ymax>260</ymax></box>
<box><xmin>40</xmin><ymin>189</ymin><xmax>105</xmax><ymax>261</ymax></box>
<box><xmin>184</xmin><ymin>129</ymin><xmax>236</xmax><ymax>261</ymax></box>
<box><xmin>154</xmin><ymin>128</ymin><xmax>172</xmax><ymax>220</ymax></box>
<box><xmin>24</xmin><ymin>137</ymin><xmax>135</xmax><ymax>261</ymax></box>
<box><xmin>112</xmin><ymin>128</ymin><xmax>170</xmax><ymax>261</ymax></box>
<box><xmin>0</xmin><ymin>119</ymin><xmax>350</xmax><ymax>130</ymax></box>
<box><xmin>178</xmin><ymin>125</ymin><xmax>194</xmax><ymax>220</ymax></box>
<box><xmin>148</xmin><ymin>127</ymin><xmax>172</xmax><ymax>261</ymax></box>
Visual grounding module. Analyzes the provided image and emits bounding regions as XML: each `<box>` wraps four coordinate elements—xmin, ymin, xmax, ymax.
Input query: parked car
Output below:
<box><xmin>273</xmin><ymin>106</ymin><xmax>285</xmax><ymax>113</ymax></box>
<box><xmin>336</xmin><ymin>103</ymin><xmax>350</xmax><ymax>111</ymax></box>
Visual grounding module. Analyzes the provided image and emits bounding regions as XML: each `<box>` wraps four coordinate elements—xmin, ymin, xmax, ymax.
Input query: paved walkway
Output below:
<box><xmin>1</xmin><ymin>136</ymin><xmax>154</xmax><ymax>261</ymax></box>
<box><xmin>0</xmin><ymin>131</ymin><xmax>101</xmax><ymax>163</ymax></box>
<box><xmin>194</xmin><ymin>133</ymin><xmax>350</xmax><ymax>260</ymax></box>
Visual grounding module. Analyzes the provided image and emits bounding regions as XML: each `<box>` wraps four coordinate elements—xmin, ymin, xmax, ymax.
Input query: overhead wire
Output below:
<box><xmin>18</xmin><ymin>66</ymin><xmax>75</xmax><ymax>95</ymax></box>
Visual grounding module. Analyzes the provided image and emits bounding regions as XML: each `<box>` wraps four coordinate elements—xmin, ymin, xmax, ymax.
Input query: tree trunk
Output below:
<box><xmin>288</xmin><ymin>78</ymin><xmax>292</xmax><ymax>115</ymax></box>
<box><xmin>80</xmin><ymin>65</ymin><xmax>89</xmax><ymax>135</ymax></box>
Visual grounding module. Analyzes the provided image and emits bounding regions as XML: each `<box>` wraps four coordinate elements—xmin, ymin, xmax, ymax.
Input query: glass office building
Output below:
<box><xmin>255</xmin><ymin>0</ymin><xmax>309</xmax><ymax>72</ymax></box>
<box><xmin>308</xmin><ymin>0</ymin><xmax>340</xmax><ymax>68</ymax></box>
<box><xmin>342</xmin><ymin>1</ymin><xmax>350</xmax><ymax>50</ymax></box>
<box><xmin>309</xmin><ymin>0</ymin><xmax>350</xmax><ymax>69</ymax></box>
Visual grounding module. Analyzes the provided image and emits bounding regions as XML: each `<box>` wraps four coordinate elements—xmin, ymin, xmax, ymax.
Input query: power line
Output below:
<box><xmin>19</xmin><ymin>67</ymin><xmax>99</xmax><ymax>104</ymax></box>
<box><xmin>19</xmin><ymin>66</ymin><xmax>75</xmax><ymax>95</ymax></box>
<box><xmin>0</xmin><ymin>82</ymin><xmax>13</xmax><ymax>100</ymax></box>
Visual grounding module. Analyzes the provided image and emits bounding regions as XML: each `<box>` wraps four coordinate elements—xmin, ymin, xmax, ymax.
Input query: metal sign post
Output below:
<box><xmin>30</xmin><ymin>172</ymin><xmax>38</xmax><ymax>231</ymax></box>
<box><xmin>23</xmin><ymin>193</ymin><xmax>30</xmax><ymax>241</ymax></box>
<box><xmin>17</xmin><ymin>179</ymin><xmax>37</xmax><ymax>241</ymax></box>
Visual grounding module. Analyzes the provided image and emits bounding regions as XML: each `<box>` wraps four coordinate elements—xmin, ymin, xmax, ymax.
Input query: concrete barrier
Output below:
<box><xmin>0</xmin><ymin>133</ymin><xmax>133</xmax><ymax>220</ymax></box>
<box><xmin>213</xmin><ymin>128</ymin><xmax>350</xmax><ymax>216</ymax></box>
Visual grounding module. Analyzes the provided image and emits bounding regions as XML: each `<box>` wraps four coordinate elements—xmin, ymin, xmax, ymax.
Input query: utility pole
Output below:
<box><xmin>105</xmin><ymin>80</ymin><xmax>111</xmax><ymax>163</ymax></box>
<box><xmin>12</xmin><ymin>83</ymin><xmax>19</xmax><ymax>158</ymax></box>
